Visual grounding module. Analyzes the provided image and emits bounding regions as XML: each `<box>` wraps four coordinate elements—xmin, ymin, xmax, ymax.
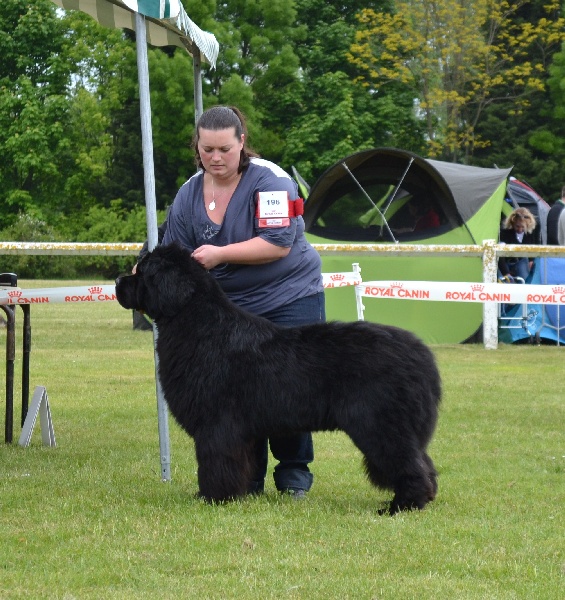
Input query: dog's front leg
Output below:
<box><xmin>193</xmin><ymin>429</ymin><xmax>254</xmax><ymax>502</ymax></box>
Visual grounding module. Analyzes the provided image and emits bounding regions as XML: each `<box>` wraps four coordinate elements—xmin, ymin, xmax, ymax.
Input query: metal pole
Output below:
<box><xmin>135</xmin><ymin>12</ymin><xmax>171</xmax><ymax>481</ymax></box>
<box><xmin>192</xmin><ymin>41</ymin><xmax>203</xmax><ymax>125</ymax></box>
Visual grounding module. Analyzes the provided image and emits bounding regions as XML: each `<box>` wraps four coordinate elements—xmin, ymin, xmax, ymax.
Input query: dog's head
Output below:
<box><xmin>115</xmin><ymin>243</ymin><xmax>209</xmax><ymax>320</ymax></box>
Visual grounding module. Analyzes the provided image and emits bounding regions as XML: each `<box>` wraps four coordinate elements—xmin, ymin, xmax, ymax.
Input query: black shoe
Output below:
<box><xmin>281</xmin><ymin>488</ymin><xmax>307</xmax><ymax>500</ymax></box>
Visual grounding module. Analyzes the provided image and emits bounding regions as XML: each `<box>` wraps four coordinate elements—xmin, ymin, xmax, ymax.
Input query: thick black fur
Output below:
<box><xmin>116</xmin><ymin>243</ymin><xmax>441</xmax><ymax>514</ymax></box>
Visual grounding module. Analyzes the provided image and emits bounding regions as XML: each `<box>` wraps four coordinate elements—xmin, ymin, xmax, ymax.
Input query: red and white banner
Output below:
<box><xmin>3</xmin><ymin>280</ymin><xmax>565</xmax><ymax>307</ymax></box>
<box><xmin>358</xmin><ymin>281</ymin><xmax>565</xmax><ymax>305</ymax></box>
<box><xmin>0</xmin><ymin>285</ymin><xmax>116</xmax><ymax>306</ymax></box>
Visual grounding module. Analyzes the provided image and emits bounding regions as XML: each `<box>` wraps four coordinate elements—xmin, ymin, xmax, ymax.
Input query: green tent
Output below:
<box><xmin>304</xmin><ymin>148</ymin><xmax>512</xmax><ymax>343</ymax></box>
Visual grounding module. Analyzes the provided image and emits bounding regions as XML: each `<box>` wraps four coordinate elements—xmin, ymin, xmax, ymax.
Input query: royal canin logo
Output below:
<box><xmin>552</xmin><ymin>286</ymin><xmax>565</xmax><ymax>294</ymax></box>
<box><xmin>390</xmin><ymin>282</ymin><xmax>403</xmax><ymax>289</ymax></box>
<box><xmin>471</xmin><ymin>284</ymin><xmax>484</xmax><ymax>292</ymax></box>
<box><xmin>88</xmin><ymin>286</ymin><xmax>103</xmax><ymax>294</ymax></box>
<box><xmin>8</xmin><ymin>290</ymin><xmax>22</xmax><ymax>298</ymax></box>
<box><xmin>330</xmin><ymin>274</ymin><xmax>345</xmax><ymax>282</ymax></box>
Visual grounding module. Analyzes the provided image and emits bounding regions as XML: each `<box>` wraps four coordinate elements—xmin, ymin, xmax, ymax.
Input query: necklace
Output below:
<box><xmin>208</xmin><ymin>178</ymin><xmax>217</xmax><ymax>211</ymax></box>
<box><xmin>208</xmin><ymin>175</ymin><xmax>240</xmax><ymax>211</ymax></box>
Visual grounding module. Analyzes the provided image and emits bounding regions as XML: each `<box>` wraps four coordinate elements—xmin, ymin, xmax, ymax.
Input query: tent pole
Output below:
<box><xmin>378</xmin><ymin>157</ymin><xmax>414</xmax><ymax>237</ymax></box>
<box><xmin>135</xmin><ymin>12</ymin><xmax>171</xmax><ymax>482</ymax></box>
<box><xmin>193</xmin><ymin>41</ymin><xmax>203</xmax><ymax>125</ymax></box>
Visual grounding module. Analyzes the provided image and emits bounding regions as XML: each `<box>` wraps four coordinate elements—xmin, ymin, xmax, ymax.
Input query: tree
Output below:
<box><xmin>195</xmin><ymin>0</ymin><xmax>306</xmax><ymax>164</ymax></box>
<box><xmin>61</xmin><ymin>10</ymin><xmax>198</xmax><ymax>219</ymax></box>
<box><xmin>349</xmin><ymin>0</ymin><xmax>565</xmax><ymax>163</ymax></box>
<box><xmin>0</xmin><ymin>0</ymin><xmax>74</xmax><ymax>227</ymax></box>
<box><xmin>280</xmin><ymin>0</ymin><xmax>424</xmax><ymax>183</ymax></box>
<box><xmin>519</xmin><ymin>36</ymin><xmax>565</xmax><ymax>199</ymax></box>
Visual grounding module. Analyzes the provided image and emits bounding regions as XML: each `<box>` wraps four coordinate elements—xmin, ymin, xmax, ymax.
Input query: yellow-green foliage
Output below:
<box><xmin>349</xmin><ymin>0</ymin><xmax>565</xmax><ymax>161</ymax></box>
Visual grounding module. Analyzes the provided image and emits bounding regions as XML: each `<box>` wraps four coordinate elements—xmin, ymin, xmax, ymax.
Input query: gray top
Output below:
<box><xmin>163</xmin><ymin>157</ymin><xmax>323</xmax><ymax>315</ymax></box>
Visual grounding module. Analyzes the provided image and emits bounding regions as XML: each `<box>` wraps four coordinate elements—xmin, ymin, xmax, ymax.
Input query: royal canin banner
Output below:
<box><xmin>0</xmin><ymin>285</ymin><xmax>116</xmax><ymax>306</ymax></box>
<box><xmin>323</xmin><ymin>272</ymin><xmax>362</xmax><ymax>288</ymax></box>
<box><xmin>3</xmin><ymin>281</ymin><xmax>565</xmax><ymax>306</ymax></box>
<box><xmin>358</xmin><ymin>281</ymin><xmax>565</xmax><ymax>305</ymax></box>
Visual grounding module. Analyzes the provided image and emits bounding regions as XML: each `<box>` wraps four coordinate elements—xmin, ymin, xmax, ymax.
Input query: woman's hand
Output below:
<box><xmin>191</xmin><ymin>245</ymin><xmax>225</xmax><ymax>270</ymax></box>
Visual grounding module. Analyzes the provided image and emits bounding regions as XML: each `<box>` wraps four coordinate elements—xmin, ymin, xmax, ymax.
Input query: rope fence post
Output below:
<box><xmin>482</xmin><ymin>239</ymin><xmax>499</xmax><ymax>349</ymax></box>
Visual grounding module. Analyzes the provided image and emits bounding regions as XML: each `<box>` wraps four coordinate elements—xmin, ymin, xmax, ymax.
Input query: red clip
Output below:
<box><xmin>291</xmin><ymin>198</ymin><xmax>304</xmax><ymax>217</ymax></box>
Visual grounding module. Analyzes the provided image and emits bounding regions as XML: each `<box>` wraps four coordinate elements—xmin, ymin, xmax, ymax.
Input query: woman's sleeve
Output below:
<box><xmin>162</xmin><ymin>186</ymin><xmax>196</xmax><ymax>252</ymax></box>
<box><xmin>254</xmin><ymin>173</ymin><xmax>300</xmax><ymax>248</ymax></box>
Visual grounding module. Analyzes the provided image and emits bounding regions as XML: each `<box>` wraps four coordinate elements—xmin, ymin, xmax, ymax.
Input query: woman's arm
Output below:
<box><xmin>192</xmin><ymin>237</ymin><xmax>290</xmax><ymax>270</ymax></box>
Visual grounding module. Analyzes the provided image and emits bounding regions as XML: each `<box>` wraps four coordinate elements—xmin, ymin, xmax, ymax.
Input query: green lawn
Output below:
<box><xmin>1</xmin><ymin>281</ymin><xmax>564</xmax><ymax>599</ymax></box>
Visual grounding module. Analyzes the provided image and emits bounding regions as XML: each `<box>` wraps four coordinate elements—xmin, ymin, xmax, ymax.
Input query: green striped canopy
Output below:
<box><xmin>51</xmin><ymin>0</ymin><xmax>218</xmax><ymax>66</ymax></box>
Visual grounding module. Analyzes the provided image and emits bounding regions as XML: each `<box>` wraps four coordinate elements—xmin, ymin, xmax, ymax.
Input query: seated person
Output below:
<box><xmin>498</xmin><ymin>207</ymin><xmax>536</xmax><ymax>281</ymax></box>
<box><xmin>393</xmin><ymin>199</ymin><xmax>440</xmax><ymax>234</ymax></box>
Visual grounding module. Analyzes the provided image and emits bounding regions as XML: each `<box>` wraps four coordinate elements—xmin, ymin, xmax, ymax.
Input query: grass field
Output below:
<box><xmin>1</xmin><ymin>281</ymin><xmax>564</xmax><ymax>599</ymax></box>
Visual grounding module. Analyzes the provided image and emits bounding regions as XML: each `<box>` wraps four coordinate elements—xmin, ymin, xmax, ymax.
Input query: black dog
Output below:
<box><xmin>116</xmin><ymin>243</ymin><xmax>441</xmax><ymax>514</ymax></box>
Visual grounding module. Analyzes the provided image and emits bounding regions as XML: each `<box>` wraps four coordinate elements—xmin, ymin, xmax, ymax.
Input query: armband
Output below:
<box><xmin>255</xmin><ymin>191</ymin><xmax>304</xmax><ymax>227</ymax></box>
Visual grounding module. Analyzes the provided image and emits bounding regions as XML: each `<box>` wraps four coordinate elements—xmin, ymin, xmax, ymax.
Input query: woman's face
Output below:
<box><xmin>513</xmin><ymin>217</ymin><xmax>526</xmax><ymax>233</ymax></box>
<box><xmin>197</xmin><ymin>127</ymin><xmax>244</xmax><ymax>180</ymax></box>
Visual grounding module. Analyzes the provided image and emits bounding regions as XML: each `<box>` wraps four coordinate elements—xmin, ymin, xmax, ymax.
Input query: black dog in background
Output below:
<box><xmin>115</xmin><ymin>243</ymin><xmax>441</xmax><ymax>514</ymax></box>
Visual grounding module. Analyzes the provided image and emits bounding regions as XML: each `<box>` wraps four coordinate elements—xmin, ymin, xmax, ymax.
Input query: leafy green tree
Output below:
<box><xmin>0</xmin><ymin>0</ymin><xmax>74</xmax><ymax>227</ymax></box>
<box><xmin>194</xmin><ymin>0</ymin><xmax>306</xmax><ymax>164</ymax></box>
<box><xmin>471</xmin><ymin>1</ymin><xmax>565</xmax><ymax>199</ymax></box>
<box><xmin>148</xmin><ymin>48</ymin><xmax>198</xmax><ymax>200</ymax></box>
<box><xmin>281</xmin><ymin>0</ymin><xmax>423</xmax><ymax>184</ymax></box>
<box><xmin>60</xmin><ymin>11</ymin><xmax>197</xmax><ymax>223</ymax></box>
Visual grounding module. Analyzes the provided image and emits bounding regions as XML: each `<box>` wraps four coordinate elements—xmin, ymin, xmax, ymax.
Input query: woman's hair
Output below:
<box><xmin>503</xmin><ymin>207</ymin><xmax>536</xmax><ymax>233</ymax></box>
<box><xmin>193</xmin><ymin>106</ymin><xmax>259</xmax><ymax>173</ymax></box>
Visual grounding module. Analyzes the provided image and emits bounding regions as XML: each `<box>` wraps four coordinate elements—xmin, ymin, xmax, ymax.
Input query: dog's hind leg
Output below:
<box><xmin>369</xmin><ymin>447</ymin><xmax>437</xmax><ymax>515</ymax></box>
<box><xmin>193</xmin><ymin>429</ymin><xmax>255</xmax><ymax>502</ymax></box>
<box><xmin>349</xmin><ymin>430</ymin><xmax>436</xmax><ymax>514</ymax></box>
<box><xmin>364</xmin><ymin>451</ymin><xmax>436</xmax><ymax>515</ymax></box>
<box><xmin>422</xmin><ymin>451</ymin><xmax>438</xmax><ymax>499</ymax></box>
<box><xmin>386</xmin><ymin>454</ymin><xmax>437</xmax><ymax>515</ymax></box>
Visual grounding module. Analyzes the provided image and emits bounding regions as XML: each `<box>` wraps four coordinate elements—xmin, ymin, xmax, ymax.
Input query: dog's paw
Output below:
<box><xmin>195</xmin><ymin>490</ymin><xmax>239</xmax><ymax>504</ymax></box>
<box><xmin>194</xmin><ymin>490</ymin><xmax>216</xmax><ymax>504</ymax></box>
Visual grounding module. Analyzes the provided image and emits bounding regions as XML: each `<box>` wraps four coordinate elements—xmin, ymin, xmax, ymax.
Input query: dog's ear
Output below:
<box><xmin>139</xmin><ymin>247</ymin><xmax>197</xmax><ymax>319</ymax></box>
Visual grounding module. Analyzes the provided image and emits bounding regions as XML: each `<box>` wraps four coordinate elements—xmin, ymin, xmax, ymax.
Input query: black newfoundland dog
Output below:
<box><xmin>116</xmin><ymin>243</ymin><xmax>441</xmax><ymax>514</ymax></box>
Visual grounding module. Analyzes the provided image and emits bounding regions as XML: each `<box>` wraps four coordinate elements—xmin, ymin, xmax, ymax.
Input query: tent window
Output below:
<box><xmin>310</xmin><ymin>182</ymin><xmax>448</xmax><ymax>242</ymax></box>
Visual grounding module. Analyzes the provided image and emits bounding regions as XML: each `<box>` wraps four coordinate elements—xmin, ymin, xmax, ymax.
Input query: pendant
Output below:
<box><xmin>208</xmin><ymin>200</ymin><xmax>216</xmax><ymax>211</ymax></box>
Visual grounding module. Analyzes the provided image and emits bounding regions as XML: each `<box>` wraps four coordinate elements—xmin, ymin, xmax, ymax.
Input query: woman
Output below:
<box><xmin>498</xmin><ymin>207</ymin><xmax>537</xmax><ymax>281</ymax></box>
<box><xmin>162</xmin><ymin>106</ymin><xmax>324</xmax><ymax>498</ymax></box>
